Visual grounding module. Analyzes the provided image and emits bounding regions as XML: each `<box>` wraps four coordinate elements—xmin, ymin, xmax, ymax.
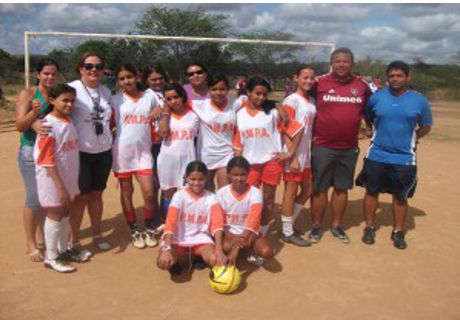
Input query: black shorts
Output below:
<box><xmin>311</xmin><ymin>145</ymin><xmax>359</xmax><ymax>192</ymax></box>
<box><xmin>355</xmin><ymin>158</ymin><xmax>417</xmax><ymax>202</ymax></box>
<box><xmin>79</xmin><ymin>149</ymin><xmax>112</xmax><ymax>195</ymax></box>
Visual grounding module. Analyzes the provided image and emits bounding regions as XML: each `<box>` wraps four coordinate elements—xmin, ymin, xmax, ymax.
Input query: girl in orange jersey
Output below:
<box><xmin>217</xmin><ymin>157</ymin><xmax>274</xmax><ymax>266</ymax></box>
<box><xmin>189</xmin><ymin>74</ymin><xmax>237</xmax><ymax>190</ymax></box>
<box><xmin>156</xmin><ymin>84</ymin><xmax>200</xmax><ymax>223</ymax></box>
<box><xmin>280</xmin><ymin>66</ymin><xmax>317</xmax><ymax>247</ymax></box>
<box><xmin>157</xmin><ymin>161</ymin><xmax>227</xmax><ymax>275</ymax></box>
<box><xmin>111</xmin><ymin>64</ymin><xmax>161</xmax><ymax>249</ymax></box>
<box><xmin>34</xmin><ymin>84</ymin><xmax>79</xmax><ymax>273</ymax></box>
<box><xmin>234</xmin><ymin>77</ymin><xmax>303</xmax><ymax>237</ymax></box>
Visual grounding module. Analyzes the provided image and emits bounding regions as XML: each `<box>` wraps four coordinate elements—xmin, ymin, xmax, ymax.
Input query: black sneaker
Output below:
<box><xmin>331</xmin><ymin>227</ymin><xmax>350</xmax><ymax>244</ymax></box>
<box><xmin>308</xmin><ymin>227</ymin><xmax>323</xmax><ymax>243</ymax></box>
<box><xmin>62</xmin><ymin>247</ymin><xmax>91</xmax><ymax>263</ymax></box>
<box><xmin>362</xmin><ymin>226</ymin><xmax>376</xmax><ymax>245</ymax></box>
<box><xmin>169</xmin><ymin>263</ymin><xmax>182</xmax><ymax>276</ymax></box>
<box><xmin>391</xmin><ymin>230</ymin><xmax>407</xmax><ymax>250</ymax></box>
<box><xmin>281</xmin><ymin>233</ymin><xmax>312</xmax><ymax>247</ymax></box>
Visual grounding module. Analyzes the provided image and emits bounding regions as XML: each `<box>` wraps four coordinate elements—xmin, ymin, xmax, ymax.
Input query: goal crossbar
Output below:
<box><xmin>24</xmin><ymin>31</ymin><xmax>336</xmax><ymax>87</ymax></box>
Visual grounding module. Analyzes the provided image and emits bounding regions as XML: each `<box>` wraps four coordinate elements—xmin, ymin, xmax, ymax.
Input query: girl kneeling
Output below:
<box><xmin>217</xmin><ymin>157</ymin><xmax>274</xmax><ymax>266</ymax></box>
<box><xmin>157</xmin><ymin>161</ymin><xmax>227</xmax><ymax>274</ymax></box>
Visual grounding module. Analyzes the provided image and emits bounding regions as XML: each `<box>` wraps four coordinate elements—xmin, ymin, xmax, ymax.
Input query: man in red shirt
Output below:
<box><xmin>309</xmin><ymin>48</ymin><xmax>371</xmax><ymax>244</ymax></box>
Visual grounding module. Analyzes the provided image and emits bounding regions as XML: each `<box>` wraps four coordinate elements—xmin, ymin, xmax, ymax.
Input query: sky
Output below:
<box><xmin>1</xmin><ymin>3</ymin><xmax>459</xmax><ymax>64</ymax></box>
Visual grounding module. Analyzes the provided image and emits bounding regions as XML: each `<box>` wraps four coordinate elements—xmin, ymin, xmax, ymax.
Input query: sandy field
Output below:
<box><xmin>0</xmin><ymin>100</ymin><xmax>459</xmax><ymax>320</ymax></box>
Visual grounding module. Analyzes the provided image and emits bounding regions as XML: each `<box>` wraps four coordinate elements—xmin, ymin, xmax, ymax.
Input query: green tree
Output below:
<box><xmin>135</xmin><ymin>5</ymin><xmax>231</xmax><ymax>78</ymax></box>
<box><xmin>228</xmin><ymin>31</ymin><xmax>299</xmax><ymax>77</ymax></box>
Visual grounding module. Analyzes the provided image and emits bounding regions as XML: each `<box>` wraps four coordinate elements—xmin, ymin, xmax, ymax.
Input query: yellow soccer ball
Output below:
<box><xmin>208</xmin><ymin>265</ymin><xmax>241</xmax><ymax>294</ymax></box>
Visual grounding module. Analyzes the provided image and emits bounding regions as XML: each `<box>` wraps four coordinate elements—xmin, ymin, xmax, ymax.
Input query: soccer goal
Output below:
<box><xmin>24</xmin><ymin>31</ymin><xmax>336</xmax><ymax>88</ymax></box>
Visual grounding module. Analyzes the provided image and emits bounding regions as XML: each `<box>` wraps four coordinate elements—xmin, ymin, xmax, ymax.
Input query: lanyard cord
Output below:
<box><xmin>81</xmin><ymin>80</ymin><xmax>102</xmax><ymax>119</ymax></box>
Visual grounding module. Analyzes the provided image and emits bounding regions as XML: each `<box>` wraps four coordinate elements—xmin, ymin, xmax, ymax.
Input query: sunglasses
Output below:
<box><xmin>187</xmin><ymin>70</ymin><xmax>204</xmax><ymax>77</ymax></box>
<box><xmin>83</xmin><ymin>63</ymin><xmax>105</xmax><ymax>71</ymax></box>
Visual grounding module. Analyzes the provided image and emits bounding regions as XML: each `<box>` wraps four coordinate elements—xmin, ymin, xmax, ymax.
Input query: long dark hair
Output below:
<box><xmin>35</xmin><ymin>58</ymin><xmax>60</xmax><ymax>85</ymax></box>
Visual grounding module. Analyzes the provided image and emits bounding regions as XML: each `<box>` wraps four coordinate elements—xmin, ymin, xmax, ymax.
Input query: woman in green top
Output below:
<box><xmin>16</xmin><ymin>58</ymin><xmax>60</xmax><ymax>262</ymax></box>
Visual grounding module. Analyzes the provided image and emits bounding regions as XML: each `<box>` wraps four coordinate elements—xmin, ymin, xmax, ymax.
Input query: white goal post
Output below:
<box><xmin>24</xmin><ymin>31</ymin><xmax>336</xmax><ymax>88</ymax></box>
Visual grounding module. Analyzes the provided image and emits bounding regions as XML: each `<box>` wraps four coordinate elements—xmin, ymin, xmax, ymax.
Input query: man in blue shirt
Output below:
<box><xmin>356</xmin><ymin>61</ymin><xmax>432</xmax><ymax>249</ymax></box>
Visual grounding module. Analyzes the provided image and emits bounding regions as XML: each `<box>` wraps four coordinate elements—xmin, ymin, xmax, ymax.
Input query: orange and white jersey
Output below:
<box><xmin>34</xmin><ymin>114</ymin><xmax>80</xmax><ymax>207</ymax></box>
<box><xmin>190</xmin><ymin>98</ymin><xmax>236</xmax><ymax>170</ymax></box>
<box><xmin>217</xmin><ymin>185</ymin><xmax>263</xmax><ymax>235</ymax></box>
<box><xmin>68</xmin><ymin>80</ymin><xmax>112</xmax><ymax>153</ymax></box>
<box><xmin>156</xmin><ymin>109</ymin><xmax>199</xmax><ymax>189</ymax></box>
<box><xmin>234</xmin><ymin>108</ymin><xmax>302</xmax><ymax>165</ymax></box>
<box><xmin>283</xmin><ymin>93</ymin><xmax>316</xmax><ymax>171</ymax></box>
<box><xmin>110</xmin><ymin>91</ymin><xmax>159</xmax><ymax>174</ymax></box>
<box><xmin>163</xmin><ymin>189</ymin><xmax>224</xmax><ymax>246</ymax></box>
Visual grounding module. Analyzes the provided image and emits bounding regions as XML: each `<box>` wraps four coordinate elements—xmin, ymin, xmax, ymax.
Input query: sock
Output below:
<box><xmin>124</xmin><ymin>210</ymin><xmax>137</xmax><ymax>225</ymax></box>
<box><xmin>259</xmin><ymin>224</ymin><xmax>269</xmax><ymax>237</ymax></box>
<box><xmin>143</xmin><ymin>208</ymin><xmax>155</xmax><ymax>230</ymax></box>
<box><xmin>160</xmin><ymin>198</ymin><xmax>171</xmax><ymax>221</ymax></box>
<box><xmin>57</xmin><ymin>216</ymin><xmax>70</xmax><ymax>254</ymax></box>
<box><xmin>281</xmin><ymin>215</ymin><xmax>294</xmax><ymax>237</ymax></box>
<box><xmin>292</xmin><ymin>203</ymin><xmax>304</xmax><ymax>223</ymax></box>
<box><xmin>44</xmin><ymin>217</ymin><xmax>60</xmax><ymax>260</ymax></box>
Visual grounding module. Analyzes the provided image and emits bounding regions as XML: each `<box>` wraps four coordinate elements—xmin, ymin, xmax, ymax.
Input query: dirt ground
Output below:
<box><xmin>0</xmin><ymin>100</ymin><xmax>459</xmax><ymax>320</ymax></box>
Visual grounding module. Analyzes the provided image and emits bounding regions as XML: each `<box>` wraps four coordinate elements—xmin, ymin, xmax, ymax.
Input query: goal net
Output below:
<box><xmin>24</xmin><ymin>31</ymin><xmax>335</xmax><ymax>95</ymax></box>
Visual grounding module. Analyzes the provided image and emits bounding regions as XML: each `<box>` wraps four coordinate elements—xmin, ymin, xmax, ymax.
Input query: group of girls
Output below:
<box><xmin>17</xmin><ymin>52</ymin><xmax>318</xmax><ymax>274</ymax></box>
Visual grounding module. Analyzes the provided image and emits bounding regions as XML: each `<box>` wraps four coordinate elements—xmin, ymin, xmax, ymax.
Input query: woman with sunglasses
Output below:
<box><xmin>66</xmin><ymin>52</ymin><xmax>114</xmax><ymax>262</ymax></box>
<box><xmin>183</xmin><ymin>62</ymin><xmax>210</xmax><ymax>101</ymax></box>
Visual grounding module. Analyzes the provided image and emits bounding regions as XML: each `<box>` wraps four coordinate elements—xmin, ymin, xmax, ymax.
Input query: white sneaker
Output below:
<box><xmin>131</xmin><ymin>230</ymin><xmax>146</xmax><ymax>249</ymax></box>
<box><xmin>246</xmin><ymin>254</ymin><xmax>264</xmax><ymax>267</ymax></box>
<box><xmin>144</xmin><ymin>230</ymin><xmax>159</xmax><ymax>248</ymax></box>
<box><xmin>153</xmin><ymin>224</ymin><xmax>164</xmax><ymax>236</ymax></box>
<box><xmin>44</xmin><ymin>258</ymin><xmax>76</xmax><ymax>273</ymax></box>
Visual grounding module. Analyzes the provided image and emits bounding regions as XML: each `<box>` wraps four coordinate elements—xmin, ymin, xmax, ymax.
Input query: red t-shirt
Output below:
<box><xmin>313</xmin><ymin>73</ymin><xmax>371</xmax><ymax>149</ymax></box>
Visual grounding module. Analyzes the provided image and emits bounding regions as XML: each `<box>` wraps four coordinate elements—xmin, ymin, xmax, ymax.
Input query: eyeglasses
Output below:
<box><xmin>187</xmin><ymin>70</ymin><xmax>204</xmax><ymax>77</ymax></box>
<box><xmin>83</xmin><ymin>63</ymin><xmax>105</xmax><ymax>71</ymax></box>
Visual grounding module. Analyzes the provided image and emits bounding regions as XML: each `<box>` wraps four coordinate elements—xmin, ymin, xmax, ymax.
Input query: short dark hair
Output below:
<box><xmin>143</xmin><ymin>64</ymin><xmax>169</xmax><ymax>84</ymax></box>
<box><xmin>330</xmin><ymin>47</ymin><xmax>354</xmax><ymax>63</ymax></box>
<box><xmin>163</xmin><ymin>83</ymin><xmax>188</xmax><ymax>103</ymax></box>
<box><xmin>184</xmin><ymin>61</ymin><xmax>209</xmax><ymax>75</ymax></box>
<box><xmin>386</xmin><ymin>60</ymin><xmax>410</xmax><ymax>76</ymax></box>
<box><xmin>185</xmin><ymin>161</ymin><xmax>208</xmax><ymax>177</ymax></box>
<box><xmin>207</xmin><ymin>73</ymin><xmax>229</xmax><ymax>88</ymax></box>
<box><xmin>115</xmin><ymin>63</ymin><xmax>138</xmax><ymax>78</ymax></box>
<box><xmin>295</xmin><ymin>65</ymin><xmax>315</xmax><ymax>76</ymax></box>
<box><xmin>49</xmin><ymin>83</ymin><xmax>76</xmax><ymax>100</ymax></box>
<box><xmin>227</xmin><ymin>156</ymin><xmax>250</xmax><ymax>173</ymax></box>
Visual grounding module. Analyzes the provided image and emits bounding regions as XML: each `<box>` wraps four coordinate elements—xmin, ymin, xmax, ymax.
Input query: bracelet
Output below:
<box><xmin>160</xmin><ymin>244</ymin><xmax>172</xmax><ymax>252</ymax></box>
<box><xmin>159</xmin><ymin>112</ymin><xmax>170</xmax><ymax>119</ymax></box>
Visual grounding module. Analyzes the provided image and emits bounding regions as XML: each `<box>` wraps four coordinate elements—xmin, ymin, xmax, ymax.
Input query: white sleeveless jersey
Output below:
<box><xmin>190</xmin><ymin>98</ymin><xmax>237</xmax><ymax>170</ymax></box>
<box><xmin>110</xmin><ymin>91</ymin><xmax>159</xmax><ymax>173</ymax></box>
<box><xmin>68</xmin><ymin>80</ymin><xmax>113</xmax><ymax>153</ymax></box>
<box><xmin>163</xmin><ymin>189</ymin><xmax>224</xmax><ymax>246</ymax></box>
<box><xmin>282</xmin><ymin>93</ymin><xmax>316</xmax><ymax>171</ymax></box>
<box><xmin>157</xmin><ymin>109</ymin><xmax>199</xmax><ymax>189</ymax></box>
<box><xmin>34</xmin><ymin>114</ymin><xmax>80</xmax><ymax>207</ymax></box>
<box><xmin>217</xmin><ymin>185</ymin><xmax>263</xmax><ymax>235</ymax></box>
<box><xmin>234</xmin><ymin>108</ymin><xmax>302</xmax><ymax>165</ymax></box>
